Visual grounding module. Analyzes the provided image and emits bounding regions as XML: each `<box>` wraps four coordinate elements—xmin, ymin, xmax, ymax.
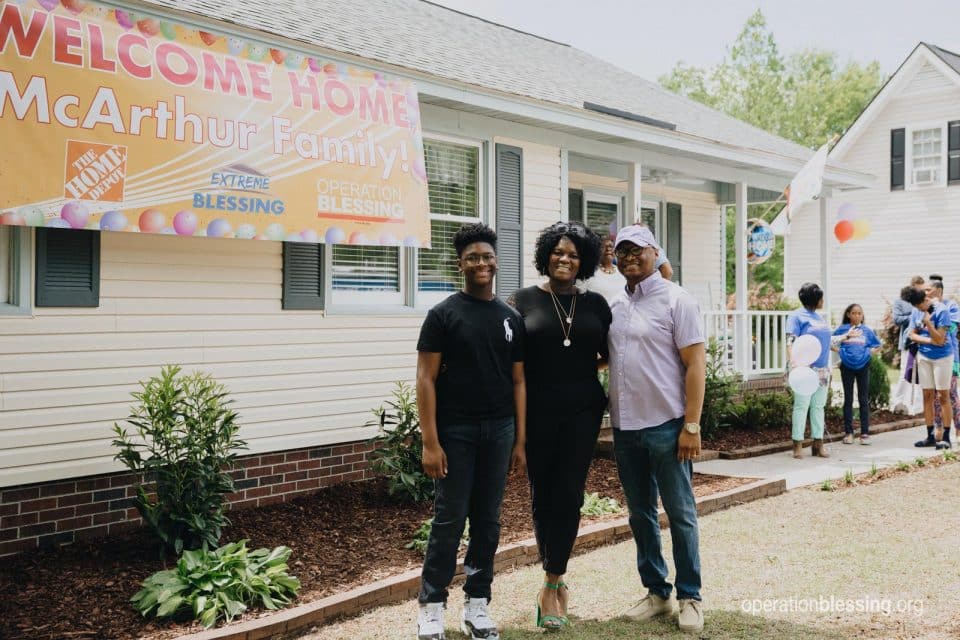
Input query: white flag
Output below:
<box><xmin>779</xmin><ymin>142</ymin><xmax>830</xmax><ymax>234</ymax></box>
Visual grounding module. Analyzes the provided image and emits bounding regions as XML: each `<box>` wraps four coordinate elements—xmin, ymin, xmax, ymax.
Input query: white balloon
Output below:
<box><xmin>791</xmin><ymin>334</ymin><xmax>822</xmax><ymax>367</ymax></box>
<box><xmin>788</xmin><ymin>366</ymin><xmax>820</xmax><ymax>396</ymax></box>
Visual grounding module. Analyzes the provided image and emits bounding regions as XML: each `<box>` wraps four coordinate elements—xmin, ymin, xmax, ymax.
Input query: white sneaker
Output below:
<box><xmin>461</xmin><ymin>597</ymin><xmax>499</xmax><ymax>639</ymax></box>
<box><xmin>417</xmin><ymin>602</ymin><xmax>445</xmax><ymax>640</ymax></box>
<box><xmin>622</xmin><ymin>592</ymin><xmax>676</xmax><ymax>621</ymax></box>
<box><xmin>678</xmin><ymin>598</ymin><xmax>704</xmax><ymax>634</ymax></box>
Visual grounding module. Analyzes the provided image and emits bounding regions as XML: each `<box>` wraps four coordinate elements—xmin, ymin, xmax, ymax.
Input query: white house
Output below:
<box><xmin>785</xmin><ymin>43</ymin><xmax>960</xmax><ymax>324</ymax></box>
<box><xmin>0</xmin><ymin>0</ymin><xmax>872</xmax><ymax>554</ymax></box>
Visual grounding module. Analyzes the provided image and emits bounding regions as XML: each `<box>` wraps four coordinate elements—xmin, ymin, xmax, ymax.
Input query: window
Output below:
<box><xmin>949</xmin><ymin>120</ymin><xmax>960</xmax><ymax>184</ymax></box>
<box><xmin>327</xmin><ymin>135</ymin><xmax>483</xmax><ymax>308</ymax></box>
<box><xmin>1</xmin><ymin>226</ymin><xmax>31</xmax><ymax>313</ymax></box>
<box><xmin>909</xmin><ymin>126</ymin><xmax>943</xmax><ymax>186</ymax></box>
<box><xmin>417</xmin><ymin>138</ymin><xmax>482</xmax><ymax>306</ymax></box>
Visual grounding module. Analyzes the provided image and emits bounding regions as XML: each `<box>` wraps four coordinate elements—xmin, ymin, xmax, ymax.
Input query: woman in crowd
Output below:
<box><xmin>832</xmin><ymin>304</ymin><xmax>881</xmax><ymax>444</ymax></box>
<box><xmin>584</xmin><ymin>237</ymin><xmax>626</xmax><ymax>303</ymax></box>
<box><xmin>509</xmin><ymin>221</ymin><xmax>610</xmax><ymax>629</ymax></box>
<box><xmin>786</xmin><ymin>283</ymin><xmax>833</xmax><ymax>458</ymax></box>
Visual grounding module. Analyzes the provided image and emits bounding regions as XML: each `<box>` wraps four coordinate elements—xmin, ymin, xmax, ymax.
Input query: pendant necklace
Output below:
<box><xmin>548</xmin><ymin>286</ymin><xmax>576</xmax><ymax>347</ymax></box>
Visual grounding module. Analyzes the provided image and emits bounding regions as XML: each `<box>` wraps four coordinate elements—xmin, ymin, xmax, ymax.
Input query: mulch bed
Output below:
<box><xmin>0</xmin><ymin>458</ymin><xmax>751</xmax><ymax>640</ymax></box>
<box><xmin>702</xmin><ymin>410</ymin><xmax>905</xmax><ymax>451</ymax></box>
<box><xmin>812</xmin><ymin>450</ymin><xmax>958</xmax><ymax>492</ymax></box>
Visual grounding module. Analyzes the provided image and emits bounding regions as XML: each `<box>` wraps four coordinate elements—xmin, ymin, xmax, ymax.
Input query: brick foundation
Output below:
<box><xmin>0</xmin><ymin>441</ymin><xmax>375</xmax><ymax>558</ymax></box>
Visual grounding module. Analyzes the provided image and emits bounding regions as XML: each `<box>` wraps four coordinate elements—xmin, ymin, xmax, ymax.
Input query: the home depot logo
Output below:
<box><xmin>63</xmin><ymin>140</ymin><xmax>128</xmax><ymax>202</ymax></box>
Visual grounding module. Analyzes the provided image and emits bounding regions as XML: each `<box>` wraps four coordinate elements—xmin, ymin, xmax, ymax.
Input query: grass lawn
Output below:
<box><xmin>298</xmin><ymin>463</ymin><xmax>960</xmax><ymax>640</ymax></box>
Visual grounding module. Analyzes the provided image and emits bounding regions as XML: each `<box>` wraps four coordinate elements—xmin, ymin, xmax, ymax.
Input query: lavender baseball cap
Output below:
<box><xmin>614</xmin><ymin>224</ymin><xmax>660</xmax><ymax>251</ymax></box>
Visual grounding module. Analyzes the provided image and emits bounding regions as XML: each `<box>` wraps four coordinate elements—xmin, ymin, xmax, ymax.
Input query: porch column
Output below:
<box><xmin>734</xmin><ymin>182</ymin><xmax>750</xmax><ymax>379</ymax></box>
<box><xmin>819</xmin><ymin>193</ymin><xmax>831</xmax><ymax>322</ymax></box>
<box><xmin>626</xmin><ymin>162</ymin><xmax>642</xmax><ymax>225</ymax></box>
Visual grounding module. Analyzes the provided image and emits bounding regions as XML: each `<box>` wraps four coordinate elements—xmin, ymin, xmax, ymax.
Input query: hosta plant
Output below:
<box><xmin>131</xmin><ymin>539</ymin><xmax>300</xmax><ymax>628</ymax></box>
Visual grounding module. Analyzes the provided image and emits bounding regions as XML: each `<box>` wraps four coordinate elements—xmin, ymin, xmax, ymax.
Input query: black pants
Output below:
<box><xmin>525</xmin><ymin>402</ymin><xmax>604</xmax><ymax>576</ymax></box>
<box><xmin>840</xmin><ymin>363</ymin><xmax>870</xmax><ymax>435</ymax></box>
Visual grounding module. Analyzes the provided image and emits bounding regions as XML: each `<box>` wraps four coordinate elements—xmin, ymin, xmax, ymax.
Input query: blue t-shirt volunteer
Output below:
<box><xmin>832</xmin><ymin>324</ymin><xmax>881</xmax><ymax>369</ymax></box>
<box><xmin>787</xmin><ymin>308</ymin><xmax>832</xmax><ymax>368</ymax></box>
<box><xmin>910</xmin><ymin>303</ymin><xmax>954</xmax><ymax>360</ymax></box>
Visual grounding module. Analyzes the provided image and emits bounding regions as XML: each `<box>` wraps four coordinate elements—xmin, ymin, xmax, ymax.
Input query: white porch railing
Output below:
<box><xmin>702</xmin><ymin>310</ymin><xmax>792</xmax><ymax>379</ymax></box>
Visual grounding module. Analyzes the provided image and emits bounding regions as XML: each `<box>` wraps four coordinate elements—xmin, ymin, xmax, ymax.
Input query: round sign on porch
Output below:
<box><xmin>746</xmin><ymin>218</ymin><xmax>776</xmax><ymax>265</ymax></box>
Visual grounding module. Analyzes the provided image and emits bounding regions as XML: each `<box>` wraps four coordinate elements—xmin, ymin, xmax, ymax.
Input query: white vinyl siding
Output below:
<box><xmin>0</xmin><ymin>232</ymin><xmax>420</xmax><ymax>487</ymax></box>
<box><xmin>785</xmin><ymin>67</ymin><xmax>960</xmax><ymax>323</ymax></box>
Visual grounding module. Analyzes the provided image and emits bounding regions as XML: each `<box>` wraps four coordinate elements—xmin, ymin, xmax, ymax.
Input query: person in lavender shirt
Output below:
<box><xmin>606</xmin><ymin>225</ymin><xmax>705</xmax><ymax>635</ymax></box>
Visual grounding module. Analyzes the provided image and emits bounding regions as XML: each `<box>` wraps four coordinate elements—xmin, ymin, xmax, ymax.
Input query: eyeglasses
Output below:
<box><xmin>462</xmin><ymin>253</ymin><xmax>497</xmax><ymax>265</ymax></box>
<box><xmin>615</xmin><ymin>245</ymin><xmax>647</xmax><ymax>260</ymax></box>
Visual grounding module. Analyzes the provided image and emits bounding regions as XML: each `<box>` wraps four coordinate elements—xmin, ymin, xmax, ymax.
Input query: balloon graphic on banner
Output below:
<box><xmin>172</xmin><ymin>210</ymin><xmax>197</xmax><ymax>236</ymax></box>
<box><xmin>0</xmin><ymin>211</ymin><xmax>25</xmax><ymax>226</ymax></box>
<box><xmin>834</xmin><ymin>219</ymin><xmax>854</xmax><ymax>243</ymax></box>
<box><xmin>788</xmin><ymin>366</ymin><xmax>820</xmax><ymax>396</ymax></box>
<box><xmin>19</xmin><ymin>206</ymin><xmax>46</xmax><ymax>227</ymax></box>
<box><xmin>99</xmin><ymin>211</ymin><xmax>128</xmax><ymax>231</ymax></box>
<box><xmin>852</xmin><ymin>218</ymin><xmax>871</xmax><ymax>240</ymax></box>
<box><xmin>235</xmin><ymin>224</ymin><xmax>257</xmax><ymax>240</ymax></box>
<box><xmin>138</xmin><ymin>209</ymin><xmax>166</xmax><ymax>233</ymax></box>
<box><xmin>61</xmin><ymin>201</ymin><xmax>89</xmax><ymax>229</ymax></box>
<box><xmin>791</xmin><ymin>334</ymin><xmax>822</xmax><ymax>367</ymax></box>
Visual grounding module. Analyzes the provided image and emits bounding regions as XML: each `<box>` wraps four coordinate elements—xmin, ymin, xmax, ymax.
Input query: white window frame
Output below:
<box><xmin>0</xmin><ymin>226</ymin><xmax>32</xmax><ymax>315</ymax></box>
<box><xmin>906</xmin><ymin>122</ymin><xmax>948</xmax><ymax>190</ymax></box>
<box><xmin>581</xmin><ymin>190</ymin><xmax>622</xmax><ymax>237</ymax></box>
<box><xmin>327</xmin><ymin>242</ymin><xmax>406</xmax><ymax>308</ymax></box>
<box><xmin>414</xmin><ymin>133</ymin><xmax>484</xmax><ymax>309</ymax></box>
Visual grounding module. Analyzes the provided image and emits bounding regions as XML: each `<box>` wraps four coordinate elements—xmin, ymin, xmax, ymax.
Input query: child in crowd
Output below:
<box><xmin>832</xmin><ymin>304</ymin><xmax>881</xmax><ymax>444</ymax></box>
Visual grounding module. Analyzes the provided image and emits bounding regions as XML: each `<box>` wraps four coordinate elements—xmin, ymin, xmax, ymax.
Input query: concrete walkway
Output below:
<box><xmin>695</xmin><ymin>424</ymin><xmax>948</xmax><ymax>489</ymax></box>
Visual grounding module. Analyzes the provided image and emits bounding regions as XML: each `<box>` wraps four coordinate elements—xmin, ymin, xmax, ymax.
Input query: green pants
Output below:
<box><xmin>792</xmin><ymin>384</ymin><xmax>827</xmax><ymax>441</ymax></box>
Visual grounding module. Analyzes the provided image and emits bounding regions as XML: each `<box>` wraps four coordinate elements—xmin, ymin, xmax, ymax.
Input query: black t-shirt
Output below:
<box><xmin>417</xmin><ymin>291</ymin><xmax>525</xmax><ymax>423</ymax></box>
<box><xmin>510</xmin><ymin>286</ymin><xmax>611</xmax><ymax>415</ymax></box>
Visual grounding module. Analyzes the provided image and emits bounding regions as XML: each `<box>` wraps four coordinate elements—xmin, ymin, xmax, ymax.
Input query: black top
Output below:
<box><xmin>510</xmin><ymin>286</ymin><xmax>611</xmax><ymax>415</ymax></box>
<box><xmin>417</xmin><ymin>291</ymin><xmax>525</xmax><ymax>423</ymax></box>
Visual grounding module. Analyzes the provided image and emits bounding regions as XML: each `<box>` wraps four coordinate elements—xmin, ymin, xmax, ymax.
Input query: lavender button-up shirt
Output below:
<box><xmin>608</xmin><ymin>271</ymin><xmax>704</xmax><ymax>430</ymax></box>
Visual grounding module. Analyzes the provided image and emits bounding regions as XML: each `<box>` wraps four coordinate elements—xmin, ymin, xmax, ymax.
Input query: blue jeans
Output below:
<box><xmin>613</xmin><ymin>418</ymin><xmax>701</xmax><ymax>601</ymax></box>
<box><xmin>419</xmin><ymin>417</ymin><xmax>515</xmax><ymax>604</ymax></box>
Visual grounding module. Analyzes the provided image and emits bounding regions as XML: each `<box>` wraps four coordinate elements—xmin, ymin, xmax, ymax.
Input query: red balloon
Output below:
<box><xmin>834</xmin><ymin>220</ymin><xmax>854</xmax><ymax>243</ymax></box>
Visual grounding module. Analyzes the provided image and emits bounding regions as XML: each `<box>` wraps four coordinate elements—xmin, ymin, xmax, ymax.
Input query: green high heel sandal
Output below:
<box><xmin>536</xmin><ymin>581</ymin><xmax>566</xmax><ymax>630</ymax></box>
<box><xmin>558</xmin><ymin>581</ymin><xmax>570</xmax><ymax>625</ymax></box>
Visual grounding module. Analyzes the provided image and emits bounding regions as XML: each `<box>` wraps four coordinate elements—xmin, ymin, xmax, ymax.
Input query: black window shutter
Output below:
<box><xmin>495</xmin><ymin>144</ymin><xmax>523</xmax><ymax>299</ymax></box>
<box><xmin>35</xmin><ymin>229</ymin><xmax>100</xmax><ymax>307</ymax></box>
<box><xmin>666</xmin><ymin>202</ymin><xmax>682</xmax><ymax>284</ymax></box>
<box><xmin>948</xmin><ymin>121</ymin><xmax>960</xmax><ymax>184</ymax></box>
<box><xmin>568</xmin><ymin>189</ymin><xmax>583</xmax><ymax>223</ymax></box>
<box><xmin>282</xmin><ymin>242</ymin><xmax>325</xmax><ymax>310</ymax></box>
<box><xmin>890</xmin><ymin>128</ymin><xmax>905</xmax><ymax>190</ymax></box>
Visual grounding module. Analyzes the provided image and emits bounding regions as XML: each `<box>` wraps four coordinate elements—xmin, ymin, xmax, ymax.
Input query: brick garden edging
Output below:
<box><xmin>173</xmin><ymin>476</ymin><xmax>786</xmax><ymax>640</ymax></box>
<box><xmin>0</xmin><ymin>441</ymin><xmax>375</xmax><ymax>558</ymax></box>
<box><xmin>715</xmin><ymin>417</ymin><xmax>924</xmax><ymax>460</ymax></box>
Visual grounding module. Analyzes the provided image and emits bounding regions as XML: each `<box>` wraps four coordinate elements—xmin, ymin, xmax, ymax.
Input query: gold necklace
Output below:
<box><xmin>600</xmin><ymin>265</ymin><xmax>616</xmax><ymax>274</ymax></box>
<box><xmin>547</xmin><ymin>286</ymin><xmax>576</xmax><ymax>347</ymax></box>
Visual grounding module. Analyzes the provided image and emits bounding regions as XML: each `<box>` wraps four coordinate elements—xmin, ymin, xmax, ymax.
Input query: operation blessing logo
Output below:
<box><xmin>193</xmin><ymin>164</ymin><xmax>286</xmax><ymax>215</ymax></box>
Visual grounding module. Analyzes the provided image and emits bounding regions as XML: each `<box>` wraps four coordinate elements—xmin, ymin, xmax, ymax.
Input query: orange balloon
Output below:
<box><xmin>834</xmin><ymin>220</ymin><xmax>854</xmax><ymax>243</ymax></box>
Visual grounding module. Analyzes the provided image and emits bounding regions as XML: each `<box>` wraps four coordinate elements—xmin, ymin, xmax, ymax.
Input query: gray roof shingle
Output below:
<box><xmin>142</xmin><ymin>0</ymin><xmax>812</xmax><ymax>161</ymax></box>
<box><xmin>927</xmin><ymin>43</ymin><xmax>960</xmax><ymax>76</ymax></box>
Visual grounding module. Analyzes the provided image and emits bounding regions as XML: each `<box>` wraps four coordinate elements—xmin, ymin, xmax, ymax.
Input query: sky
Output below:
<box><xmin>429</xmin><ymin>0</ymin><xmax>960</xmax><ymax>81</ymax></box>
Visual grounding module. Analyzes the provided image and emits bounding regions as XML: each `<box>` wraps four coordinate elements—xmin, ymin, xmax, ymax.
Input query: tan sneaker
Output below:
<box><xmin>677</xmin><ymin>598</ymin><xmax>704</xmax><ymax>634</ymax></box>
<box><xmin>842</xmin><ymin>434</ymin><xmax>854</xmax><ymax>444</ymax></box>
<box><xmin>622</xmin><ymin>593</ymin><xmax>675</xmax><ymax>621</ymax></box>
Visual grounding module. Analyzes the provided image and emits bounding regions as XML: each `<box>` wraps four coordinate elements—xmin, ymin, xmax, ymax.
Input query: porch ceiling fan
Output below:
<box><xmin>639</xmin><ymin>169</ymin><xmax>706</xmax><ymax>186</ymax></box>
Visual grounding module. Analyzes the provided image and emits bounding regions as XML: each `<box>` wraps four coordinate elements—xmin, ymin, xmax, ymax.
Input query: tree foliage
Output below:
<box><xmin>660</xmin><ymin>10</ymin><xmax>884</xmax><ymax>150</ymax></box>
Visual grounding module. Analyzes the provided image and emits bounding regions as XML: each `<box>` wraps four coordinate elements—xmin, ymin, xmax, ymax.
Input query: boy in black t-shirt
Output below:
<box><xmin>415</xmin><ymin>223</ymin><xmax>526</xmax><ymax>640</ymax></box>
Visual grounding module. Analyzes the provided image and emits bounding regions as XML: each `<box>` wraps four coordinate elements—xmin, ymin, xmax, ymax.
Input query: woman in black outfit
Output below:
<box><xmin>509</xmin><ymin>221</ymin><xmax>610</xmax><ymax>629</ymax></box>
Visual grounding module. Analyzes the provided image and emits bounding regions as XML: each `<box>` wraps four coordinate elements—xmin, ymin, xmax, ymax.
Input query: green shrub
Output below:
<box><xmin>368</xmin><ymin>382</ymin><xmax>434</xmax><ymax>503</ymax></box>
<box><xmin>580</xmin><ymin>492</ymin><xmax>622</xmax><ymax>517</ymax></box>
<box><xmin>131</xmin><ymin>540</ymin><xmax>300</xmax><ymax>628</ymax></box>
<box><xmin>112</xmin><ymin>365</ymin><xmax>245</xmax><ymax>554</ymax></box>
<box><xmin>702</xmin><ymin>340</ymin><xmax>738</xmax><ymax>439</ymax></box>
<box><xmin>405</xmin><ymin>517</ymin><xmax>468</xmax><ymax>555</ymax></box>
<box><xmin>867</xmin><ymin>354</ymin><xmax>891</xmax><ymax>410</ymax></box>
<box><xmin>725</xmin><ymin>390</ymin><xmax>792</xmax><ymax>431</ymax></box>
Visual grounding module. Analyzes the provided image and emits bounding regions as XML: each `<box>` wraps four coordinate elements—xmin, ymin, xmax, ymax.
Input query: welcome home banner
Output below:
<box><xmin>0</xmin><ymin>0</ymin><xmax>431</xmax><ymax>246</ymax></box>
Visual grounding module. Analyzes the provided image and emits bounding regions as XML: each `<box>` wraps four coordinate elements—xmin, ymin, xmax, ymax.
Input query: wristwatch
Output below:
<box><xmin>684</xmin><ymin>422</ymin><xmax>701</xmax><ymax>435</ymax></box>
